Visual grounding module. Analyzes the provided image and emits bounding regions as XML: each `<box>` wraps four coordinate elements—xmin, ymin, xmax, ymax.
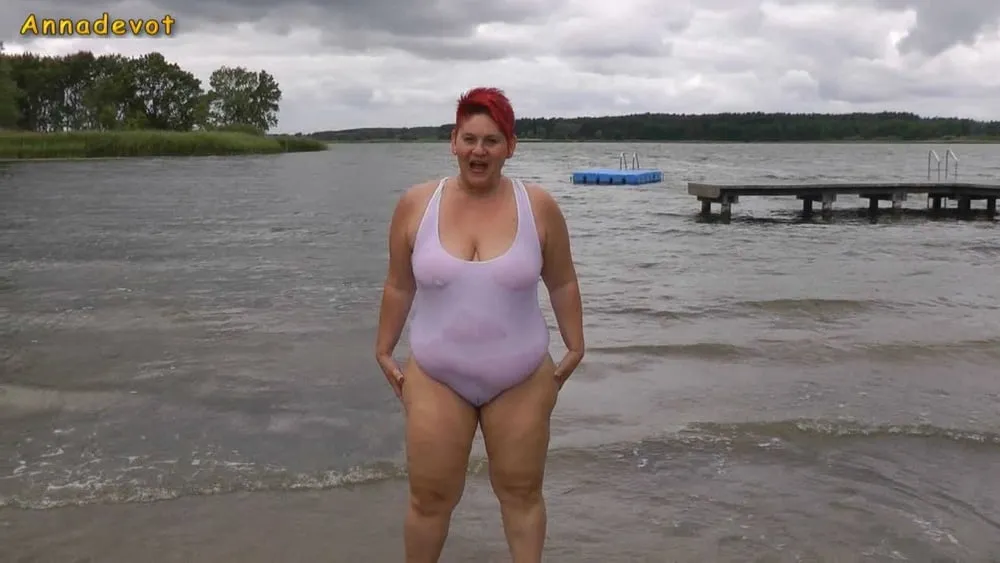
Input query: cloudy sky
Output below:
<box><xmin>4</xmin><ymin>0</ymin><xmax>1000</xmax><ymax>134</ymax></box>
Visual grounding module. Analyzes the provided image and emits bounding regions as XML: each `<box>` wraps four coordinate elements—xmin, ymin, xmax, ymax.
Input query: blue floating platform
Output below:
<box><xmin>571</xmin><ymin>168</ymin><xmax>663</xmax><ymax>185</ymax></box>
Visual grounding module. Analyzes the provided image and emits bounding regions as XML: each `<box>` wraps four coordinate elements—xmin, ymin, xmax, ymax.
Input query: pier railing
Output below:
<box><xmin>619</xmin><ymin>151</ymin><xmax>639</xmax><ymax>170</ymax></box>
<box><xmin>928</xmin><ymin>148</ymin><xmax>959</xmax><ymax>180</ymax></box>
<box><xmin>928</xmin><ymin>150</ymin><xmax>941</xmax><ymax>180</ymax></box>
<box><xmin>945</xmin><ymin>148</ymin><xmax>959</xmax><ymax>179</ymax></box>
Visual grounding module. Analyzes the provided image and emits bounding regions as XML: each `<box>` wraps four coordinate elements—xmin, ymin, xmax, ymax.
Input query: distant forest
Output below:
<box><xmin>306</xmin><ymin>112</ymin><xmax>1000</xmax><ymax>142</ymax></box>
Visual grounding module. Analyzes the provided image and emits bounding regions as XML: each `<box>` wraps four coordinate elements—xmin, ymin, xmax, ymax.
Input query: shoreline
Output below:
<box><xmin>0</xmin><ymin>130</ymin><xmax>328</xmax><ymax>160</ymax></box>
<box><xmin>0</xmin><ymin>130</ymin><xmax>995</xmax><ymax>160</ymax></box>
<box><xmin>0</xmin><ymin>154</ymin><xmax>303</xmax><ymax>163</ymax></box>
<box><xmin>318</xmin><ymin>137</ymin><xmax>1000</xmax><ymax>144</ymax></box>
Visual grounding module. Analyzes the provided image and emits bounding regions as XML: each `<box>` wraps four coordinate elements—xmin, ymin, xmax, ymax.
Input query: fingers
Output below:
<box><xmin>390</xmin><ymin>368</ymin><xmax>405</xmax><ymax>398</ymax></box>
<box><xmin>554</xmin><ymin>350</ymin><xmax>583</xmax><ymax>390</ymax></box>
<box><xmin>378</xmin><ymin>354</ymin><xmax>405</xmax><ymax>399</ymax></box>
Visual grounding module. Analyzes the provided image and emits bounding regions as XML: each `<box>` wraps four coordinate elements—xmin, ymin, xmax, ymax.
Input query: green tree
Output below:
<box><xmin>82</xmin><ymin>53</ymin><xmax>142</xmax><ymax>130</ymax></box>
<box><xmin>206</xmin><ymin>65</ymin><xmax>281</xmax><ymax>133</ymax></box>
<box><xmin>6</xmin><ymin>52</ymin><xmax>61</xmax><ymax>131</ymax></box>
<box><xmin>130</xmin><ymin>52</ymin><xmax>205</xmax><ymax>130</ymax></box>
<box><xmin>308</xmin><ymin>111</ymin><xmax>1000</xmax><ymax>142</ymax></box>
<box><xmin>0</xmin><ymin>49</ymin><xmax>285</xmax><ymax>134</ymax></box>
<box><xmin>0</xmin><ymin>42</ymin><xmax>21</xmax><ymax>128</ymax></box>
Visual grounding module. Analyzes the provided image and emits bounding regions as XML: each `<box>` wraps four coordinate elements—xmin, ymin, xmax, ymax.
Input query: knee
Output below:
<box><xmin>490</xmin><ymin>469</ymin><xmax>544</xmax><ymax>508</ymax></box>
<box><xmin>409</xmin><ymin>479</ymin><xmax>463</xmax><ymax>517</ymax></box>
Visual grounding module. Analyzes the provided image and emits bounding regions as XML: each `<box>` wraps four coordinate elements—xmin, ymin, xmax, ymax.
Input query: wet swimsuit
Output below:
<box><xmin>408</xmin><ymin>177</ymin><xmax>550</xmax><ymax>406</ymax></box>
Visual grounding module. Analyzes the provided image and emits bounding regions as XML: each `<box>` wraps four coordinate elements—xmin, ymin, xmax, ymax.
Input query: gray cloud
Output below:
<box><xmin>2</xmin><ymin>0</ymin><xmax>1000</xmax><ymax>132</ymax></box>
<box><xmin>872</xmin><ymin>0</ymin><xmax>1000</xmax><ymax>56</ymax></box>
<box><xmin>3</xmin><ymin>0</ymin><xmax>561</xmax><ymax>45</ymax></box>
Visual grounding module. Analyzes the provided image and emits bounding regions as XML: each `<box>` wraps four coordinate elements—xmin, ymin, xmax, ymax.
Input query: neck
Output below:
<box><xmin>456</xmin><ymin>175</ymin><xmax>503</xmax><ymax>199</ymax></box>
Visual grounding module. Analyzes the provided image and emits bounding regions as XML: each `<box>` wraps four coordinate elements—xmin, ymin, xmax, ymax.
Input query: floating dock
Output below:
<box><xmin>689</xmin><ymin>181</ymin><xmax>1000</xmax><ymax>218</ymax></box>
<box><xmin>572</xmin><ymin>152</ymin><xmax>663</xmax><ymax>185</ymax></box>
<box><xmin>572</xmin><ymin>168</ymin><xmax>663</xmax><ymax>185</ymax></box>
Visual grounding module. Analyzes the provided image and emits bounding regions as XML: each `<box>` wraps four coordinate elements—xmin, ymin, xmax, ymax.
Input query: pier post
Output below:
<box><xmin>801</xmin><ymin>197</ymin><xmax>812</xmax><ymax>215</ymax></box>
<box><xmin>931</xmin><ymin>196</ymin><xmax>943</xmax><ymax>210</ymax></box>
<box><xmin>698</xmin><ymin>195</ymin><xmax>736</xmax><ymax>220</ymax></box>
<box><xmin>821</xmin><ymin>192</ymin><xmax>836</xmax><ymax>215</ymax></box>
<box><xmin>987</xmin><ymin>198</ymin><xmax>996</xmax><ymax>216</ymax></box>
<box><xmin>957</xmin><ymin>196</ymin><xmax>972</xmax><ymax>215</ymax></box>
<box><xmin>797</xmin><ymin>193</ymin><xmax>834</xmax><ymax>217</ymax></box>
<box><xmin>865</xmin><ymin>192</ymin><xmax>905</xmax><ymax>215</ymax></box>
<box><xmin>891</xmin><ymin>191</ymin><xmax>906</xmax><ymax>210</ymax></box>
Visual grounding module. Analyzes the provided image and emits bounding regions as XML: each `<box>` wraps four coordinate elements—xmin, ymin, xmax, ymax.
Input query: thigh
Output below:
<box><xmin>401</xmin><ymin>357</ymin><xmax>480</xmax><ymax>500</ymax></box>
<box><xmin>479</xmin><ymin>355</ymin><xmax>560</xmax><ymax>489</ymax></box>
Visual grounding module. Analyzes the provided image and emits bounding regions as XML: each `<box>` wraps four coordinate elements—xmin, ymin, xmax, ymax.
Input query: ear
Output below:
<box><xmin>507</xmin><ymin>135</ymin><xmax>517</xmax><ymax>158</ymax></box>
<box><xmin>450</xmin><ymin>127</ymin><xmax>458</xmax><ymax>154</ymax></box>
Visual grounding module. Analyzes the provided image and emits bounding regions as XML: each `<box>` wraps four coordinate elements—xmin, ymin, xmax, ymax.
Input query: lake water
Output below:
<box><xmin>2</xmin><ymin>142</ymin><xmax>1000</xmax><ymax>561</ymax></box>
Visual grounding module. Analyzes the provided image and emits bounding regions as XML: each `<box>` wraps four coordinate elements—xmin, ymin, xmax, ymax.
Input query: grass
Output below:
<box><xmin>0</xmin><ymin>130</ymin><xmax>329</xmax><ymax>159</ymax></box>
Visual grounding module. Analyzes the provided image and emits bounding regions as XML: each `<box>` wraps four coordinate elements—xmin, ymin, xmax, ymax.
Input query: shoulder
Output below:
<box><xmin>392</xmin><ymin>178</ymin><xmax>440</xmax><ymax>220</ymax></box>
<box><xmin>521</xmin><ymin>180</ymin><xmax>565</xmax><ymax>223</ymax></box>
<box><xmin>398</xmin><ymin>178</ymin><xmax>441</xmax><ymax>206</ymax></box>
<box><xmin>389</xmin><ymin>179</ymin><xmax>442</xmax><ymax>247</ymax></box>
<box><xmin>520</xmin><ymin>180</ymin><xmax>570</xmax><ymax>249</ymax></box>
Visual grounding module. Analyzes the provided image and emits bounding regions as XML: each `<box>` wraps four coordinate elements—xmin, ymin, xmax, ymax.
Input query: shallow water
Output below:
<box><xmin>2</xmin><ymin>142</ymin><xmax>1000</xmax><ymax>561</ymax></box>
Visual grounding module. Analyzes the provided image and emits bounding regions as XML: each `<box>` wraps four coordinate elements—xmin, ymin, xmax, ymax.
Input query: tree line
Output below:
<box><xmin>0</xmin><ymin>42</ymin><xmax>282</xmax><ymax>134</ymax></box>
<box><xmin>309</xmin><ymin>111</ymin><xmax>1000</xmax><ymax>143</ymax></box>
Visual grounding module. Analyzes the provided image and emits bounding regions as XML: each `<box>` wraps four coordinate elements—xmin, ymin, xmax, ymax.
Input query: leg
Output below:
<box><xmin>479</xmin><ymin>356</ymin><xmax>560</xmax><ymax>563</ymax></box>
<box><xmin>401</xmin><ymin>358</ymin><xmax>480</xmax><ymax>563</ymax></box>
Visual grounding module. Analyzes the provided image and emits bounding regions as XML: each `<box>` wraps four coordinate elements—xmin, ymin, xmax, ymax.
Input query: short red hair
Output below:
<box><xmin>455</xmin><ymin>87</ymin><xmax>515</xmax><ymax>144</ymax></box>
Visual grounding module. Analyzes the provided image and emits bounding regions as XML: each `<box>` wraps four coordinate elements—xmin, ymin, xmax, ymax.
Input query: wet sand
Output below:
<box><xmin>6</xmin><ymin>450</ymin><xmax>999</xmax><ymax>563</ymax></box>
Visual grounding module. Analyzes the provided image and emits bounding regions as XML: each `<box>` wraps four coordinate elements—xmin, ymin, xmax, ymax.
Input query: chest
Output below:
<box><xmin>436</xmin><ymin>195</ymin><xmax>521</xmax><ymax>262</ymax></box>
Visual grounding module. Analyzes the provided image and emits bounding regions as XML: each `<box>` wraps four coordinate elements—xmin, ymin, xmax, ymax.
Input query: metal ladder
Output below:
<box><xmin>926</xmin><ymin>148</ymin><xmax>959</xmax><ymax>208</ymax></box>
<box><xmin>619</xmin><ymin>151</ymin><xmax>639</xmax><ymax>170</ymax></box>
<box><xmin>927</xmin><ymin>148</ymin><xmax>959</xmax><ymax>180</ymax></box>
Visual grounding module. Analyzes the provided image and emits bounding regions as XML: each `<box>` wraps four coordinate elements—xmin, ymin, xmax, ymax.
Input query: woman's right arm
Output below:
<box><xmin>374</xmin><ymin>189</ymin><xmax>418</xmax><ymax>395</ymax></box>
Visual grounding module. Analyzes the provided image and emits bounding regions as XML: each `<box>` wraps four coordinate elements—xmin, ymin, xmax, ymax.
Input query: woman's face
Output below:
<box><xmin>451</xmin><ymin>112</ymin><xmax>516</xmax><ymax>189</ymax></box>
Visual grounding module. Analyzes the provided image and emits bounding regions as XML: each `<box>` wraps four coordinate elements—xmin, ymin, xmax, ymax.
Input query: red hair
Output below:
<box><xmin>455</xmin><ymin>87</ymin><xmax>515</xmax><ymax>144</ymax></box>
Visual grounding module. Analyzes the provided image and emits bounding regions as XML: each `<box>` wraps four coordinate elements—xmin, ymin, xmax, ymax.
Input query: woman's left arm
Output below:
<box><xmin>536</xmin><ymin>187</ymin><xmax>584</xmax><ymax>388</ymax></box>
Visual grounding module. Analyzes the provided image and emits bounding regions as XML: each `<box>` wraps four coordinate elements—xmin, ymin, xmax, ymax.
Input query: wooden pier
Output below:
<box><xmin>689</xmin><ymin>182</ymin><xmax>1000</xmax><ymax>219</ymax></box>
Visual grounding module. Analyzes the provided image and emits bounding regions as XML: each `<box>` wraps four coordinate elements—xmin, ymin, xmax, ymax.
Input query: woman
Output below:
<box><xmin>374</xmin><ymin>86</ymin><xmax>585</xmax><ymax>562</ymax></box>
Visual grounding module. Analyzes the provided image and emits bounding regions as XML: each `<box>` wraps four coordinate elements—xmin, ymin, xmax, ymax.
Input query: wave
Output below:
<box><xmin>0</xmin><ymin>460</ymin><xmax>412</xmax><ymax>511</ymax></box>
<box><xmin>735</xmin><ymin>297</ymin><xmax>890</xmax><ymax>317</ymax></box>
<box><xmin>678</xmin><ymin>418</ymin><xmax>1000</xmax><ymax>448</ymax></box>
<box><xmin>587</xmin><ymin>342</ymin><xmax>754</xmax><ymax>360</ymax></box>
<box><xmin>849</xmin><ymin>338</ymin><xmax>1000</xmax><ymax>362</ymax></box>
<box><xmin>5</xmin><ymin>418</ymin><xmax>996</xmax><ymax>511</ymax></box>
<box><xmin>0</xmin><ymin>456</ymin><xmax>493</xmax><ymax>512</ymax></box>
<box><xmin>549</xmin><ymin>418</ymin><xmax>1000</xmax><ymax>467</ymax></box>
<box><xmin>593</xmin><ymin>298</ymin><xmax>897</xmax><ymax>323</ymax></box>
<box><xmin>588</xmin><ymin>304</ymin><xmax>736</xmax><ymax>321</ymax></box>
<box><xmin>586</xmin><ymin>336</ymin><xmax>1000</xmax><ymax>364</ymax></box>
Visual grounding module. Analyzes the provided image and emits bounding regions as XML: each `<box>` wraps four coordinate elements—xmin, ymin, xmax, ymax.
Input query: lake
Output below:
<box><xmin>2</xmin><ymin>141</ymin><xmax>999</xmax><ymax>561</ymax></box>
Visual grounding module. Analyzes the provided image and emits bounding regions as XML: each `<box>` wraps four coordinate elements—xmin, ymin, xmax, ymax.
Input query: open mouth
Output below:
<box><xmin>469</xmin><ymin>160</ymin><xmax>488</xmax><ymax>173</ymax></box>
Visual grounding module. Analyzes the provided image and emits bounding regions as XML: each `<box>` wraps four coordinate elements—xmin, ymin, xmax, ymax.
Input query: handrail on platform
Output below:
<box><xmin>945</xmin><ymin>148</ymin><xmax>959</xmax><ymax>179</ymax></box>
<box><xmin>619</xmin><ymin>151</ymin><xmax>639</xmax><ymax>170</ymax></box>
<box><xmin>928</xmin><ymin>149</ymin><xmax>941</xmax><ymax>181</ymax></box>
